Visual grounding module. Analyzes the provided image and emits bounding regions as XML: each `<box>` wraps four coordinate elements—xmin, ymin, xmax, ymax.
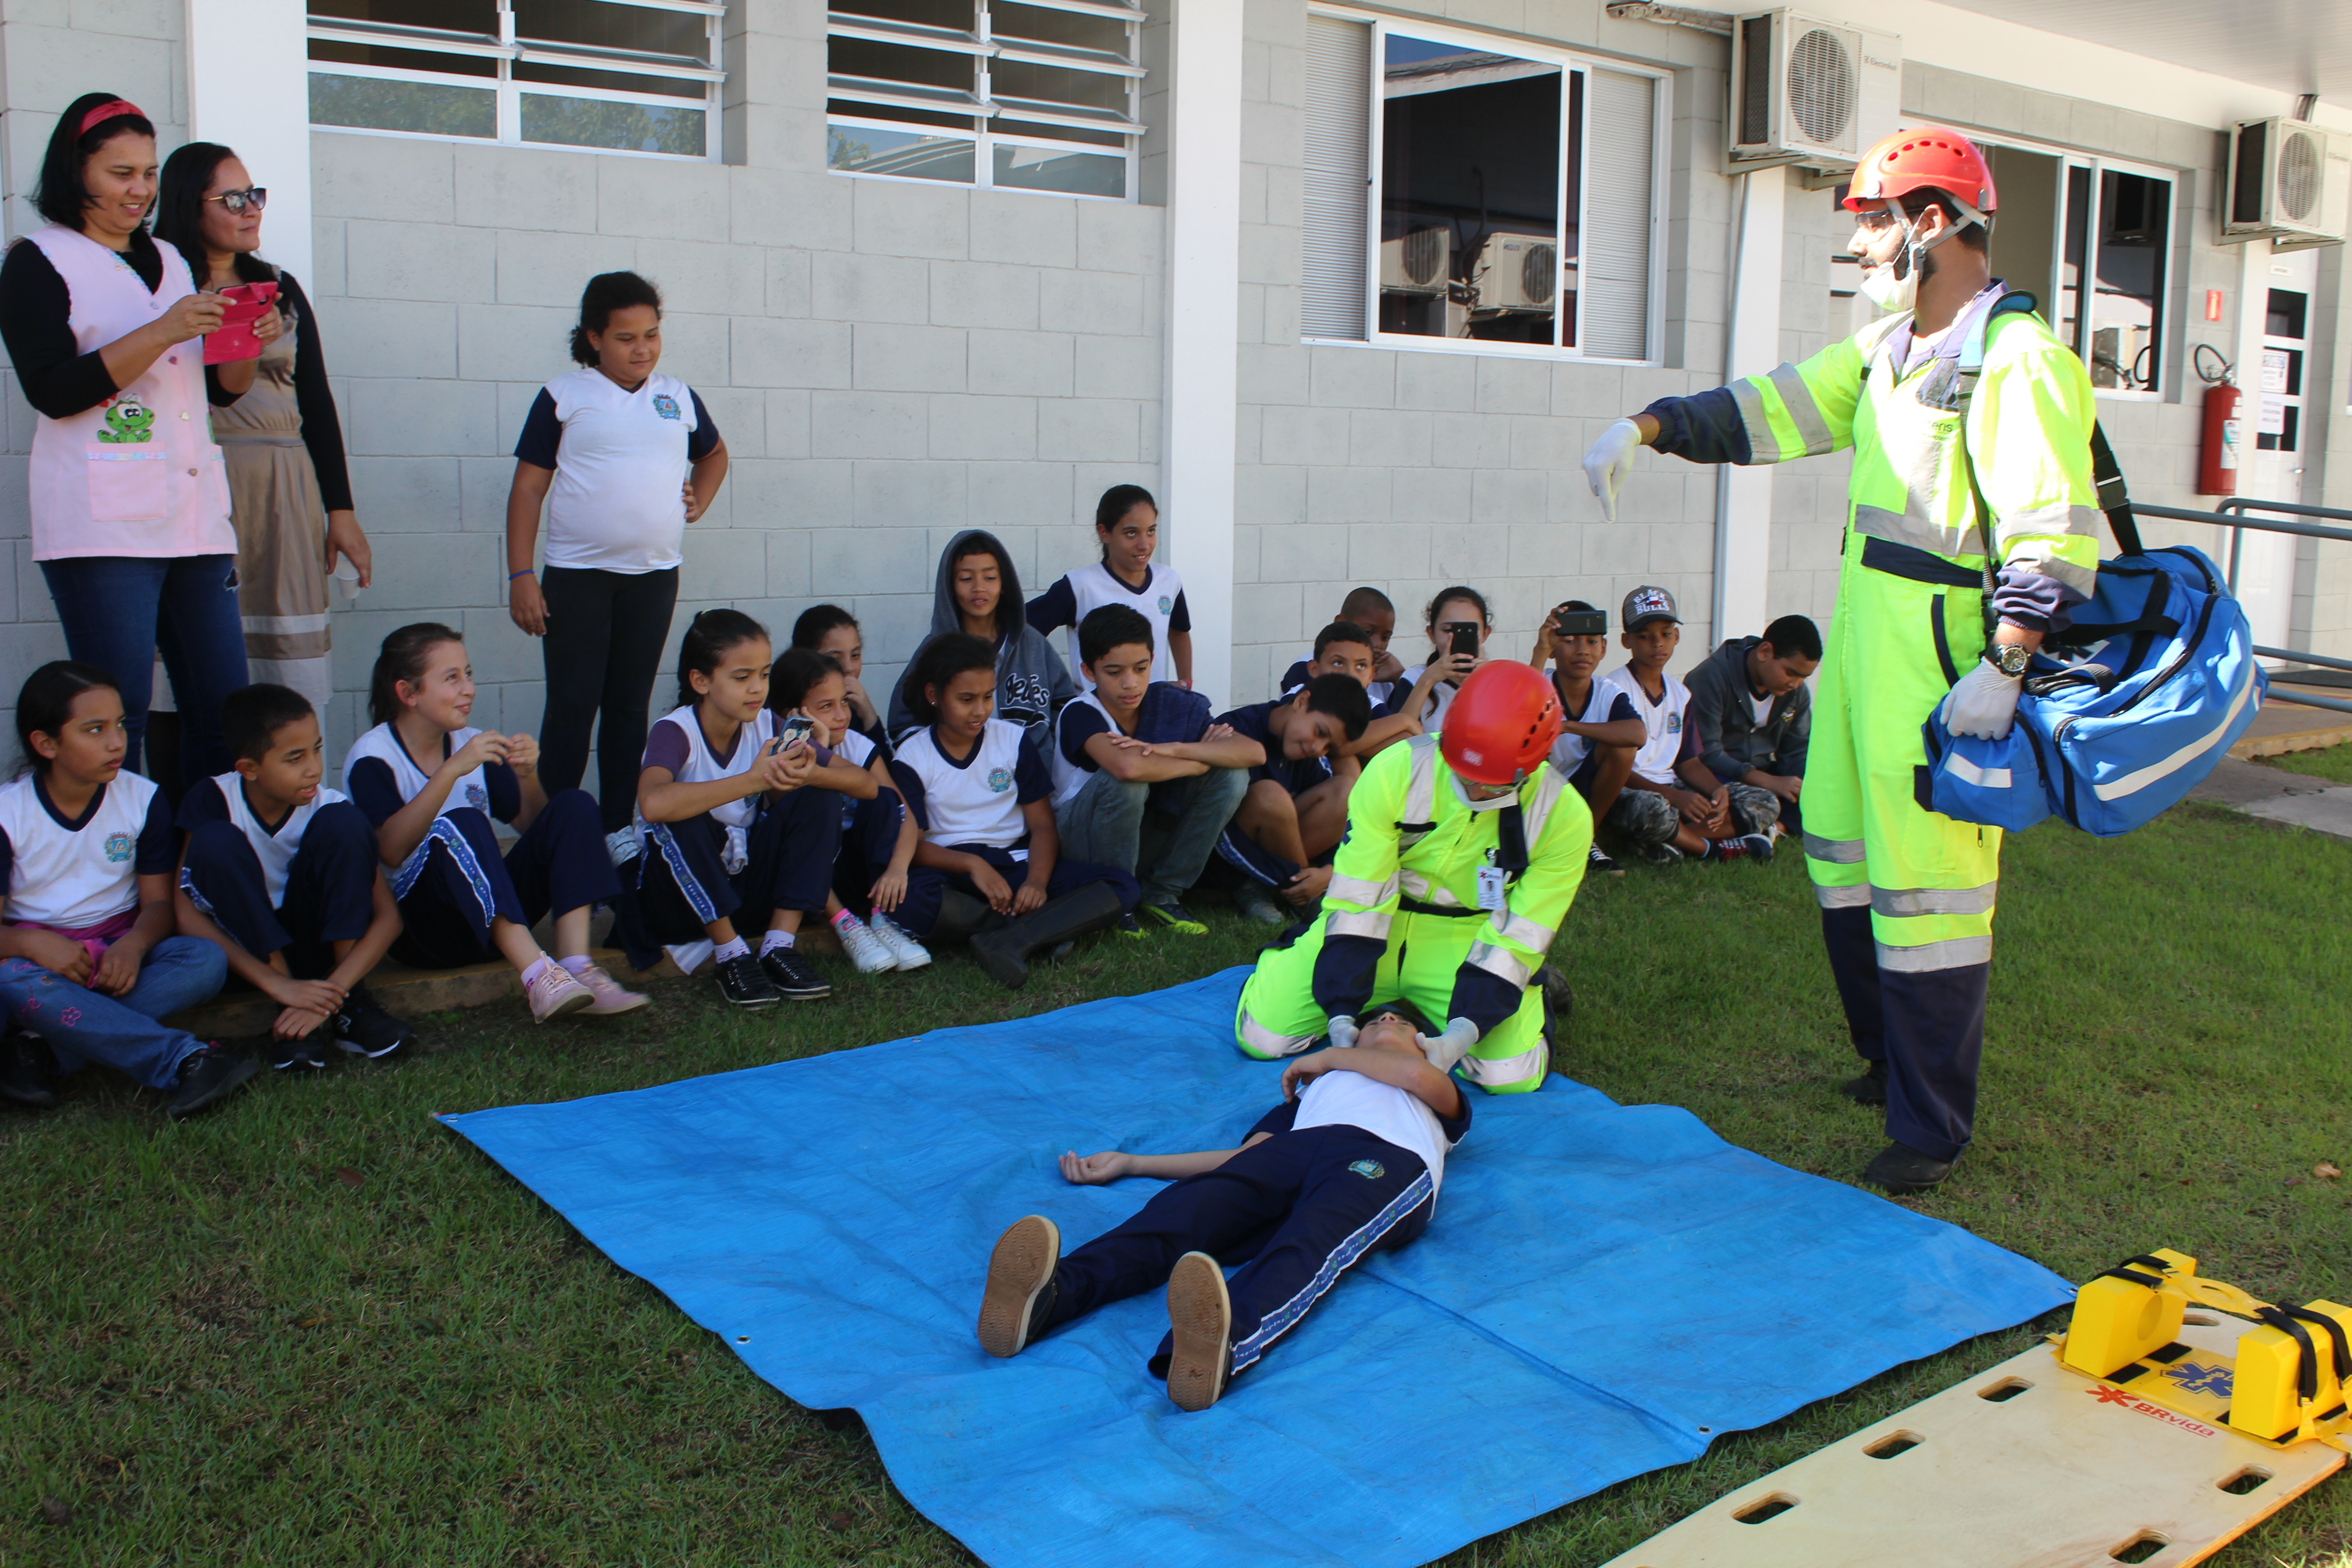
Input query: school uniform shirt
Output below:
<box><xmin>176</xmin><ymin>774</ymin><xmax>353</xmax><ymax>908</ymax></box>
<box><xmin>639</xmin><ymin>706</ymin><xmax>776</xmax><ymax>833</ymax></box>
<box><xmin>1028</xmin><ymin>562</ymin><xmax>1191</xmax><ymax>687</ymax></box>
<box><xmin>1248</xmin><ymin>1068</ymin><xmax>1473</xmax><ymax>1196</ymax></box>
<box><xmin>1596</xmin><ymin>667</ymin><xmax>1699</xmax><ymax>786</ymax></box>
<box><xmin>1214</xmin><ymin>700</ymin><xmax>1333</xmax><ymax>799</ymax></box>
<box><xmin>0</xmin><ymin>773</ymin><xmax>174</xmax><ymax>929</ymax></box>
<box><xmin>343</xmin><ymin>725</ymin><xmax>523</xmax><ymax>830</ymax></box>
<box><xmin>513</xmin><ymin>367</ymin><xmax>720</xmax><ymax>575</ymax></box>
<box><xmin>1280</xmin><ymin>657</ymin><xmax>1396</xmax><ymax>712</ymax></box>
<box><xmin>1394</xmin><ymin>666</ymin><xmax>1463</xmax><ymax>730</ymax></box>
<box><xmin>890</xmin><ymin>720</ymin><xmax>1051</xmax><ymax>853</ymax></box>
<box><xmin>1546</xmin><ymin>677</ymin><xmax>1640</xmax><ymax>777</ymax></box>
<box><xmin>1048</xmin><ymin>682</ymin><xmax>1214</xmax><ymax>810</ymax></box>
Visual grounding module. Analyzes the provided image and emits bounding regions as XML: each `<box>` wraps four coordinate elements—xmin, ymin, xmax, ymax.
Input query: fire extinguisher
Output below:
<box><xmin>2195</xmin><ymin>344</ymin><xmax>2239</xmax><ymax>497</ymax></box>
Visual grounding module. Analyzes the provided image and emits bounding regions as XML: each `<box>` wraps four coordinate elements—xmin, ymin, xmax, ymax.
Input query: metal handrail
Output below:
<box><xmin>2119</xmin><ymin>498</ymin><xmax>2352</xmax><ymax>716</ymax></box>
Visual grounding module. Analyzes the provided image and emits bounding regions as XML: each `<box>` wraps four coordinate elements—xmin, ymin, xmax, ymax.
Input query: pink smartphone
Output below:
<box><xmin>202</xmin><ymin>281</ymin><xmax>280</xmax><ymax>364</ymax></box>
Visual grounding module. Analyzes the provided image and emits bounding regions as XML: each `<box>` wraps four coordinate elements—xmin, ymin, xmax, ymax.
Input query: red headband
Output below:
<box><xmin>78</xmin><ymin>98</ymin><xmax>146</xmax><ymax>136</ymax></box>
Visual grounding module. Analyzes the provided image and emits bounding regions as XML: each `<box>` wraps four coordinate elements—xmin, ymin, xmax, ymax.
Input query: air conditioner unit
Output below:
<box><xmin>1728</xmin><ymin>9</ymin><xmax>1901</xmax><ymax>176</ymax></box>
<box><xmin>2223</xmin><ymin>118</ymin><xmax>2351</xmax><ymax>250</ymax></box>
<box><xmin>1379</xmin><ymin>227</ymin><xmax>1451</xmax><ymax>294</ymax></box>
<box><xmin>1468</xmin><ymin>232</ymin><xmax>1558</xmax><ymax>312</ymax></box>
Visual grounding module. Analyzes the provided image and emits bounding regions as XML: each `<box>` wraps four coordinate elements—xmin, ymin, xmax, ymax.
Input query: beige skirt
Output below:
<box><xmin>220</xmin><ymin>431</ymin><xmax>332</xmax><ymax>709</ymax></box>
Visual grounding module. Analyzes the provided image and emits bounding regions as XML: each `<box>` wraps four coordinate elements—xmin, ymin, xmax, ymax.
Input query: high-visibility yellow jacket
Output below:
<box><xmin>1650</xmin><ymin>292</ymin><xmax>2100</xmax><ymax>608</ymax></box>
<box><xmin>1313</xmin><ymin>735</ymin><xmax>1590</xmax><ymax>1037</ymax></box>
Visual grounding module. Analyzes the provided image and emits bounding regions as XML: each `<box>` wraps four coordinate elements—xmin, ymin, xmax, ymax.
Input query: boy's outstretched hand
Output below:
<box><xmin>1061</xmin><ymin>1150</ymin><xmax>1134</xmax><ymax>1185</ymax></box>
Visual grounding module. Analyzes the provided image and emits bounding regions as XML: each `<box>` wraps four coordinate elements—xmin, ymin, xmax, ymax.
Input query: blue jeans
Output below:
<box><xmin>1056</xmin><ymin>765</ymin><xmax>1250</xmax><ymax>906</ymax></box>
<box><xmin>0</xmin><ymin>936</ymin><xmax>226</xmax><ymax>1089</ymax></box>
<box><xmin>39</xmin><ymin>553</ymin><xmax>250</xmax><ymax>779</ymax></box>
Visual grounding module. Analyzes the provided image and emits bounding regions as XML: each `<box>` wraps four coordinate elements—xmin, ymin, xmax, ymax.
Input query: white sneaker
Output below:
<box><xmin>869</xmin><ymin>913</ymin><xmax>933</xmax><ymax>970</ymax></box>
<box><xmin>835</xmin><ymin>915</ymin><xmax>898</xmax><ymax>975</ymax></box>
<box><xmin>605</xmin><ymin>827</ymin><xmax>642</xmax><ymax>869</ymax></box>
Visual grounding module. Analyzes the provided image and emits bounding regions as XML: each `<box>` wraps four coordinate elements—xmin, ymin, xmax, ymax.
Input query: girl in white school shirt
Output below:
<box><xmin>1026</xmin><ymin>485</ymin><xmax>1193</xmax><ymax>689</ymax></box>
<box><xmin>505</xmin><ymin>271</ymin><xmax>729</xmax><ymax>856</ymax></box>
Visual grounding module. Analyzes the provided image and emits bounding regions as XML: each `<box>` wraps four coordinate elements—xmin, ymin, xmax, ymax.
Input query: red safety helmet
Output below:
<box><xmin>1844</xmin><ymin>125</ymin><xmax>1996</xmax><ymax>224</ymax></box>
<box><xmin>1440</xmin><ymin>662</ymin><xmax>1561</xmax><ymax>786</ymax></box>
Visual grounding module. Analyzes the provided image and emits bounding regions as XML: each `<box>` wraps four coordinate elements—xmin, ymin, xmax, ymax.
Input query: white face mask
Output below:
<box><xmin>1450</xmin><ymin>774</ymin><xmax>1517</xmax><ymax>812</ymax></box>
<box><xmin>1855</xmin><ymin>201</ymin><xmax>1941</xmax><ymax>314</ymax></box>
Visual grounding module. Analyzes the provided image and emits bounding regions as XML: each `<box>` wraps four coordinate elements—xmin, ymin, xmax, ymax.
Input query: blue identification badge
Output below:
<box><xmin>1475</xmin><ymin>865</ymin><xmax>1507</xmax><ymax>911</ymax></box>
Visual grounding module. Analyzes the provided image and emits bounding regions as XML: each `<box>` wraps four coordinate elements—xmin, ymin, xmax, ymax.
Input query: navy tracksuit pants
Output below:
<box><xmin>391</xmin><ymin>790</ymin><xmax>620</xmax><ymax>969</ymax></box>
<box><xmin>828</xmin><ymin>785</ymin><xmax>909</xmax><ymax>916</ymax></box>
<box><xmin>1819</xmin><ymin>904</ymin><xmax>1989</xmax><ymax>1161</ymax></box>
<box><xmin>894</xmin><ymin>843</ymin><xmax>1139</xmax><ymax>940</ymax></box>
<box><xmin>1042</xmin><ymin>1124</ymin><xmax>1434</xmax><ymax>1377</ymax></box>
<box><xmin>178</xmin><ymin>803</ymin><xmax>380</xmax><ymax>977</ymax></box>
<box><xmin>637</xmin><ymin>784</ymin><xmax>841</xmax><ymax>943</ymax></box>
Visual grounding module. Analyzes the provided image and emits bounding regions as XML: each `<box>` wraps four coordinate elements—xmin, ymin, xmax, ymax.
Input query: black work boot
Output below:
<box><xmin>1841</xmin><ymin>1058</ymin><xmax>1887</xmax><ymax>1106</ymax></box>
<box><xmin>967</xmin><ymin>884</ymin><xmax>1125</xmax><ymax>990</ymax></box>
<box><xmin>1862</xmin><ymin>1140</ymin><xmax>1954</xmax><ymax>1195</ymax></box>
<box><xmin>929</xmin><ymin>889</ymin><xmax>994</xmax><ymax>946</ymax></box>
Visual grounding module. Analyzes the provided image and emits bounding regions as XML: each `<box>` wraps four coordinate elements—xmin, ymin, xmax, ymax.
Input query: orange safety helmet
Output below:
<box><xmin>1439</xmin><ymin>661</ymin><xmax>1562</xmax><ymax>786</ymax></box>
<box><xmin>1843</xmin><ymin>125</ymin><xmax>1996</xmax><ymax>225</ymax></box>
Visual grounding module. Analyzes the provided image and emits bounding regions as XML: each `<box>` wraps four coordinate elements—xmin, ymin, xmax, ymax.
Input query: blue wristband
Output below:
<box><xmin>509</xmin><ymin>568</ymin><xmax>534</xmax><ymax>580</ymax></box>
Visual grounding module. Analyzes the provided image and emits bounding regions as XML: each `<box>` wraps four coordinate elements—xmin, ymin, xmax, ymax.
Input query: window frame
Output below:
<box><xmin>823</xmin><ymin>0</ymin><xmax>1146</xmax><ymax>202</ymax></box>
<box><xmin>1913</xmin><ymin>126</ymin><xmax>2180</xmax><ymax>403</ymax></box>
<box><xmin>1303</xmin><ymin>7</ymin><xmax>1668</xmax><ymax>367</ymax></box>
<box><xmin>306</xmin><ymin>0</ymin><xmax>725</xmax><ymax>162</ymax></box>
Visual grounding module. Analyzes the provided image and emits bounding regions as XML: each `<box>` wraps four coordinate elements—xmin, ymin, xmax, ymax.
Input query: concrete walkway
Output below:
<box><xmin>2189</xmin><ymin>758</ymin><xmax>2352</xmax><ymax>843</ymax></box>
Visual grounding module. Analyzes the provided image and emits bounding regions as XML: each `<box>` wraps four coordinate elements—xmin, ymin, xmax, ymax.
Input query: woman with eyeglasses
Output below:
<box><xmin>155</xmin><ymin>142</ymin><xmax>370</xmax><ymax>717</ymax></box>
<box><xmin>0</xmin><ymin>93</ymin><xmax>267</xmax><ymax>784</ymax></box>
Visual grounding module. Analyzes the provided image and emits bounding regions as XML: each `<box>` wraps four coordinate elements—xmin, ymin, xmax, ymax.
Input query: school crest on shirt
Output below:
<box><xmin>1666</xmin><ymin>712</ymin><xmax>1682</xmax><ymax>735</ymax></box>
<box><xmin>466</xmin><ymin>783</ymin><xmax>488</xmax><ymax>810</ymax></box>
<box><xmin>1348</xmin><ymin>1160</ymin><xmax>1386</xmax><ymax>1181</ymax></box>
<box><xmin>653</xmin><ymin>394</ymin><xmax>681</xmax><ymax>420</ymax></box>
<box><xmin>1157</xmin><ymin>595</ymin><xmax>1172</xmax><ymax>614</ymax></box>
<box><xmin>103</xmin><ymin>832</ymin><xmax>133</xmax><ymax>863</ymax></box>
<box><xmin>986</xmin><ymin>766</ymin><xmax>1014</xmax><ymax>793</ymax></box>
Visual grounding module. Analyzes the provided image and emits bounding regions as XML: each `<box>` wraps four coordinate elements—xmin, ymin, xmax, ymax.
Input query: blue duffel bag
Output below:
<box><xmin>1922</xmin><ymin>543</ymin><xmax>2266</xmax><ymax>837</ymax></box>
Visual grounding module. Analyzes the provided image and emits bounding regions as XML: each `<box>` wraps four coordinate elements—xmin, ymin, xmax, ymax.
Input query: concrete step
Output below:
<box><xmin>2230</xmin><ymin>700</ymin><xmax>2352</xmax><ymax>760</ymax></box>
<box><xmin>2187</xmin><ymin>758</ymin><xmax>2352</xmax><ymax>843</ymax></box>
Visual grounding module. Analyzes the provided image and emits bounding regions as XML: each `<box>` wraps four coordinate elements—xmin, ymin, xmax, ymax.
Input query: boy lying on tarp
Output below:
<box><xmin>976</xmin><ymin>997</ymin><xmax>1469</xmax><ymax>1411</ymax></box>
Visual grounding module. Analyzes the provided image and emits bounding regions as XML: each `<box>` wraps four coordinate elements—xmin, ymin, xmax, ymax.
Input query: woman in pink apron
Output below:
<box><xmin>0</xmin><ymin>92</ymin><xmax>266</xmax><ymax>781</ymax></box>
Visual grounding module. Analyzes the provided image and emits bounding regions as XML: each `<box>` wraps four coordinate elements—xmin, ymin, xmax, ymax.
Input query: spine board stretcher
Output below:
<box><xmin>1603</xmin><ymin>1251</ymin><xmax>2348</xmax><ymax>1568</ymax></box>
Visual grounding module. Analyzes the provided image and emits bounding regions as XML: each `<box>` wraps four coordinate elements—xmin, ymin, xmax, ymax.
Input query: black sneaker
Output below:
<box><xmin>330</xmin><ymin>986</ymin><xmax>415</xmax><ymax>1059</ymax></box>
<box><xmin>1</xmin><ymin>1031</ymin><xmax>57</xmax><ymax>1108</ymax></box>
<box><xmin>976</xmin><ymin>1214</ymin><xmax>1061</xmax><ymax>1358</ymax></box>
<box><xmin>267</xmin><ymin>1035</ymin><xmax>328</xmax><ymax>1071</ymax></box>
<box><xmin>1862</xmin><ymin>1140</ymin><xmax>1954</xmax><ymax>1195</ymax></box>
<box><xmin>715</xmin><ymin>950</ymin><xmax>781</xmax><ymax>1009</ymax></box>
<box><xmin>1113</xmin><ymin>912</ymin><xmax>1146</xmax><ymax>939</ymax></box>
<box><xmin>1703</xmin><ymin>833</ymin><xmax>1775</xmax><ymax>864</ymax></box>
<box><xmin>1841</xmin><ymin>1059</ymin><xmax>1887</xmax><ymax>1106</ymax></box>
<box><xmin>1631</xmin><ymin>839</ymin><xmax>1684</xmax><ymax>867</ymax></box>
<box><xmin>1139</xmin><ymin>900</ymin><xmax>1208</xmax><ymax>935</ymax></box>
<box><xmin>1586</xmin><ymin>842</ymin><xmax>1623</xmax><ymax>877</ymax></box>
<box><xmin>167</xmin><ymin>1046</ymin><xmax>259</xmax><ymax>1120</ymax></box>
<box><xmin>759</xmin><ymin>944</ymin><xmax>831</xmax><ymax>1001</ymax></box>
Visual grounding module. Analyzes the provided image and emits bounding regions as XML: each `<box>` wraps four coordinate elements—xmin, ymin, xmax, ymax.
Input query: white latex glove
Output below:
<box><xmin>1416</xmin><ymin>1017</ymin><xmax>1481</xmax><ymax>1073</ymax></box>
<box><xmin>1940</xmin><ymin>662</ymin><xmax>2024</xmax><ymax>741</ymax></box>
<box><xmin>1581</xmin><ymin>417</ymin><xmax>1644</xmax><ymax>523</ymax></box>
<box><xmin>1324</xmin><ymin>1014</ymin><xmax>1358</xmax><ymax>1052</ymax></box>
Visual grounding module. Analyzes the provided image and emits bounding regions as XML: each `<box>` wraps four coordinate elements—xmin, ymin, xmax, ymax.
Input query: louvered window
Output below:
<box><xmin>827</xmin><ymin>0</ymin><xmax>1143</xmax><ymax>200</ymax></box>
<box><xmin>308</xmin><ymin>0</ymin><xmax>722</xmax><ymax>158</ymax></box>
<box><xmin>1298</xmin><ymin>10</ymin><xmax>1663</xmax><ymax>361</ymax></box>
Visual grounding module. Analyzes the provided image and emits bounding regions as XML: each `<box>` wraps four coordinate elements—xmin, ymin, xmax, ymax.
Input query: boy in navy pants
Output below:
<box><xmin>176</xmin><ymin>684</ymin><xmax>411</xmax><ymax>1067</ymax></box>
<box><xmin>977</xmin><ymin>998</ymin><xmax>1469</xmax><ymax>1411</ymax></box>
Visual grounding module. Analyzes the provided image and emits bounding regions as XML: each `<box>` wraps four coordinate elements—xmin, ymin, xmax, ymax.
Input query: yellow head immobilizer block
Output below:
<box><xmin>2060</xmin><ymin>1249</ymin><xmax>2200</xmax><ymax>1380</ymax></box>
<box><xmin>2231</xmin><ymin>1300</ymin><xmax>2352</xmax><ymax>1442</ymax></box>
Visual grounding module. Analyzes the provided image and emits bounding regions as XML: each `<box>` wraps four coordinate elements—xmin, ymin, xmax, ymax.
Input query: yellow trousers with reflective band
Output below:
<box><xmin>1234</xmin><ymin>909</ymin><xmax>1549</xmax><ymax>1093</ymax></box>
<box><xmin>1804</xmin><ymin>530</ymin><xmax>2002</xmax><ymax>964</ymax></box>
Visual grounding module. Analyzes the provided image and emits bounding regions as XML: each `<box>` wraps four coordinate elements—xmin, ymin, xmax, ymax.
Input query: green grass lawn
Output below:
<box><xmin>6</xmin><ymin>800</ymin><xmax>2350</xmax><ymax>1567</ymax></box>
<box><xmin>2259</xmin><ymin>738</ymin><xmax>2352</xmax><ymax>787</ymax></box>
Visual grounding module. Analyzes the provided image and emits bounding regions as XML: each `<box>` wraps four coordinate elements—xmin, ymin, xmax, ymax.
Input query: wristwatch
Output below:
<box><xmin>1981</xmin><ymin>642</ymin><xmax>2032</xmax><ymax>677</ymax></box>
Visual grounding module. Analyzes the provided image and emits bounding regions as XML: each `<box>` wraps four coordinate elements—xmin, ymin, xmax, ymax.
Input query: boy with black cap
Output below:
<box><xmin>1531</xmin><ymin>599</ymin><xmax>1645</xmax><ymax>877</ymax></box>
<box><xmin>1595</xmin><ymin>586</ymin><xmax>1777</xmax><ymax>867</ymax></box>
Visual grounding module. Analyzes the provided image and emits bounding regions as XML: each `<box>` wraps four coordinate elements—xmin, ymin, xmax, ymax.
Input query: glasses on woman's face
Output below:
<box><xmin>206</xmin><ymin>187</ymin><xmax>268</xmax><ymax>215</ymax></box>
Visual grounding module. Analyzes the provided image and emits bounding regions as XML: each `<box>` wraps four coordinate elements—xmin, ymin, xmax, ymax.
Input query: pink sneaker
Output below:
<box><xmin>571</xmin><ymin>960</ymin><xmax>651</xmax><ymax>1016</ymax></box>
<box><xmin>525</xmin><ymin>962</ymin><xmax>595</xmax><ymax>1023</ymax></box>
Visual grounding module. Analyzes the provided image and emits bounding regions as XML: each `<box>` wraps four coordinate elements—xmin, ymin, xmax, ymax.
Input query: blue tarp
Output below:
<box><xmin>443</xmin><ymin>967</ymin><xmax>2071</xmax><ymax>1568</ymax></box>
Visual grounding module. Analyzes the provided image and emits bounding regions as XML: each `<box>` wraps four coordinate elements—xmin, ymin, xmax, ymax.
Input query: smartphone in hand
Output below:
<box><xmin>1445</xmin><ymin>621</ymin><xmax>1480</xmax><ymax>658</ymax></box>
<box><xmin>774</xmin><ymin>714</ymin><xmax>816</xmax><ymax>750</ymax></box>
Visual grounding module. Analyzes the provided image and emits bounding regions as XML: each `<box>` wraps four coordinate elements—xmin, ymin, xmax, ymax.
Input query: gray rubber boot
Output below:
<box><xmin>967</xmin><ymin>883</ymin><xmax>1125</xmax><ymax>990</ymax></box>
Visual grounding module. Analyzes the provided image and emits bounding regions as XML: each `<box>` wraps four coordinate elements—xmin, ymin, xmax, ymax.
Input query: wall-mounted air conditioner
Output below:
<box><xmin>1728</xmin><ymin>10</ymin><xmax>1900</xmax><ymax>177</ymax></box>
<box><xmin>1468</xmin><ymin>232</ymin><xmax>1557</xmax><ymax>312</ymax></box>
<box><xmin>1379</xmin><ymin>227</ymin><xmax>1451</xmax><ymax>294</ymax></box>
<box><xmin>2223</xmin><ymin>118</ymin><xmax>2351</xmax><ymax>250</ymax></box>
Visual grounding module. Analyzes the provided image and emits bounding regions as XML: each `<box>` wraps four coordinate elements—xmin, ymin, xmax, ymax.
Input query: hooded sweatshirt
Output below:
<box><xmin>886</xmin><ymin>529</ymin><xmax>1079</xmax><ymax>745</ymax></box>
<box><xmin>1683</xmin><ymin>636</ymin><xmax>1810</xmax><ymax>781</ymax></box>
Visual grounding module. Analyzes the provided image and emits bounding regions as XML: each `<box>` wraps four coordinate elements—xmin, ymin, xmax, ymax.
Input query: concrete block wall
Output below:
<box><xmin>1230</xmin><ymin>0</ymin><xmax>1753</xmax><ymax>701</ymax></box>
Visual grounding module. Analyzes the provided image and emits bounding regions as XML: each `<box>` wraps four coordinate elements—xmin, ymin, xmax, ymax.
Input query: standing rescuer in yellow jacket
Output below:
<box><xmin>1582</xmin><ymin>126</ymin><xmax>2102</xmax><ymax>1194</ymax></box>
<box><xmin>1235</xmin><ymin>660</ymin><xmax>1589</xmax><ymax>1095</ymax></box>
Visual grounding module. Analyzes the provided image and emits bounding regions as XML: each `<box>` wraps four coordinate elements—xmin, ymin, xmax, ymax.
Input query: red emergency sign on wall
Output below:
<box><xmin>2205</xmin><ymin>290</ymin><xmax>2224</xmax><ymax>322</ymax></box>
